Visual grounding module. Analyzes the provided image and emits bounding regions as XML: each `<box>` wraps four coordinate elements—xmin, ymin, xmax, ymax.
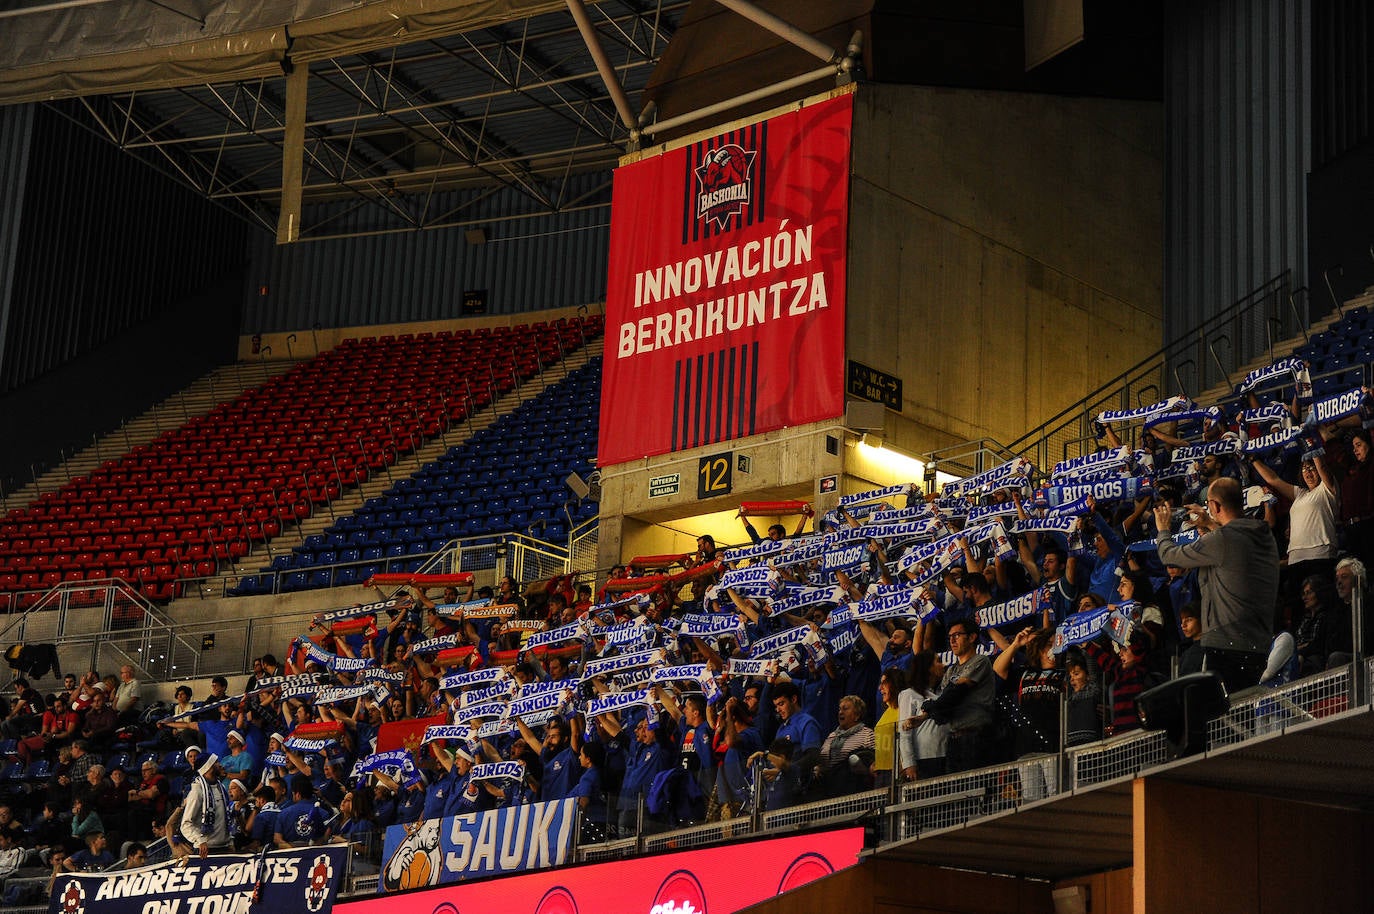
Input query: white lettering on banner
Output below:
<box><xmin>439</xmin><ymin>801</ymin><xmax>575</xmax><ymax>877</ymax></box>
<box><xmin>822</xmin><ymin>543</ymin><xmax>866</xmax><ymax>573</ymax></box>
<box><xmin>1311</xmin><ymin>389</ymin><xmax>1364</xmax><ymax>423</ymax></box>
<box><xmin>91</xmin><ymin>855</ymin><xmax>307</xmax><ymax>903</ymax></box>
<box><xmin>697</xmin><ymin>183</ymin><xmax>750</xmax><ymax>216</ymax></box>
<box><xmin>619</xmin><ymin>271</ymin><xmax>830</xmax><ymax>359</ymax></box>
<box><xmin>633</xmin><ymin>225</ymin><xmax>815</xmax><ymax>308</ymax></box>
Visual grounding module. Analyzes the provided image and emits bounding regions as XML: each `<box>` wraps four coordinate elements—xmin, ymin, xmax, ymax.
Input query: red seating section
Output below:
<box><xmin>0</xmin><ymin>315</ymin><xmax>603</xmax><ymax>609</ymax></box>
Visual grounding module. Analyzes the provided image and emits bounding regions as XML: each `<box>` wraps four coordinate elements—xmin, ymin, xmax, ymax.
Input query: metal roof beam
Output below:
<box><xmin>566</xmin><ymin>0</ymin><xmax>637</xmax><ymax>138</ymax></box>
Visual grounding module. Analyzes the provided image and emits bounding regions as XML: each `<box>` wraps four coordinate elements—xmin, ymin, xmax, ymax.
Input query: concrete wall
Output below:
<box><xmin>596</xmin><ymin>423</ymin><xmax>845</xmax><ymax>569</ymax></box>
<box><xmin>848</xmin><ymin>84</ymin><xmax>1164</xmax><ymax>457</ymax></box>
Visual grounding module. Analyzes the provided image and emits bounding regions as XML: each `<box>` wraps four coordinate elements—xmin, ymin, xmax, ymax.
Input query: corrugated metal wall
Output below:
<box><xmin>1307</xmin><ymin>0</ymin><xmax>1374</xmax><ymax>310</ymax></box>
<box><xmin>1</xmin><ymin>102</ymin><xmax>248</xmax><ymax>394</ymax></box>
<box><xmin>1312</xmin><ymin>0</ymin><xmax>1374</xmax><ymax>169</ymax></box>
<box><xmin>1163</xmin><ymin>0</ymin><xmax>1311</xmax><ymax>341</ymax></box>
<box><xmin>0</xmin><ymin>103</ymin><xmax>35</xmax><ymax>389</ymax></box>
<box><xmin>242</xmin><ymin>173</ymin><xmax>612</xmax><ymax>332</ymax></box>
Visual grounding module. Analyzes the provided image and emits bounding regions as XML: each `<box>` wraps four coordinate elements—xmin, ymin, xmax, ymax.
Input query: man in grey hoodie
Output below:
<box><xmin>1153</xmin><ymin>477</ymin><xmax>1278</xmax><ymax>691</ymax></box>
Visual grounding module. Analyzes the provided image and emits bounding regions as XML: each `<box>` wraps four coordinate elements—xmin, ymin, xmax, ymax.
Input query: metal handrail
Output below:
<box><xmin>1000</xmin><ymin>272</ymin><xmax>1296</xmax><ymax>470</ymax></box>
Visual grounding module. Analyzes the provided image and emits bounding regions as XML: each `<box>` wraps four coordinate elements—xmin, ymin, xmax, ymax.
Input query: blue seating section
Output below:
<box><xmin>1296</xmin><ymin>305</ymin><xmax>1372</xmax><ymax>396</ymax></box>
<box><xmin>234</xmin><ymin>358</ymin><xmax>601</xmax><ymax>594</ymax></box>
<box><xmin>1220</xmin><ymin>305</ymin><xmax>1372</xmax><ymax>415</ymax></box>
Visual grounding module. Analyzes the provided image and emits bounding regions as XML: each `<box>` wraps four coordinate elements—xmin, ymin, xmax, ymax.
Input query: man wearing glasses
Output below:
<box><xmin>1152</xmin><ymin>476</ymin><xmax>1278</xmax><ymax>691</ymax></box>
<box><xmin>911</xmin><ymin>620</ymin><xmax>995</xmax><ymax>773</ymax></box>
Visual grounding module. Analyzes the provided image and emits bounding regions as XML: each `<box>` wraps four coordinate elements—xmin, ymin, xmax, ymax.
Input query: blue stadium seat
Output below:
<box><xmin>22</xmin><ymin>760</ymin><xmax>51</xmax><ymax>782</ymax></box>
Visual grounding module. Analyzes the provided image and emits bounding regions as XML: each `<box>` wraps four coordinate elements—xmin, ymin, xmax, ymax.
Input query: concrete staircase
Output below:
<box><xmin>0</xmin><ymin>359</ymin><xmax>297</xmax><ymax>514</ymax></box>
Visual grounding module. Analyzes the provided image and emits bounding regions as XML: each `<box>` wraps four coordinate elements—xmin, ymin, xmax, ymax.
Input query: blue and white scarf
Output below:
<box><xmin>1304</xmin><ymin>387</ymin><xmax>1368</xmax><ymax>427</ymax></box>
<box><xmin>942</xmin><ymin>457</ymin><xmax>1034</xmax><ymax>497</ymax></box>
<box><xmin>1237</xmin><ymin>356</ymin><xmax>1311</xmax><ymax>399</ymax></box>
<box><xmin>440</xmin><ymin>666</ymin><xmax>507</xmax><ymax>692</ymax></box>
<box><xmin>433</xmin><ymin>598</ymin><xmax>493</xmax><ymax>619</ymax></box>
<box><xmin>459</xmin><ymin>679</ymin><xmax>517</xmax><ymax>708</ymax></box>
<box><xmin>746</xmin><ymin>625</ymin><xmax>812</xmax><ymax>658</ymax></box>
<box><xmin>720</xmin><ymin>539</ymin><xmax>786</xmax><ymax>564</ymax></box>
<box><xmin>853</xmin><ymin>587</ymin><xmax>923</xmax><ymax>624</ymax></box>
<box><xmin>525</xmin><ymin>620</ymin><xmax>591</xmax><ymax>651</ymax></box>
<box><xmin>1011</xmin><ymin>515</ymin><xmax>1079</xmax><ymax>536</ymax></box>
<box><xmin>725</xmin><ymin>658</ymin><xmax>778</xmax><ymax>678</ymax></box>
<box><xmin>975</xmin><ymin>588</ymin><xmax>1049</xmax><ymax>629</ymax></box>
<box><xmin>1052</xmin><ymin>447</ymin><xmax>1132</xmax><ymax>481</ymax></box>
<box><xmin>1144</xmin><ymin>406</ymin><xmax>1223</xmax><ymax>432</ymax></box>
<box><xmin>585</xmin><ymin>689</ymin><xmax>652</xmax><ymax>719</ymax></box>
<box><xmin>580</xmin><ymin>648</ymin><xmax>666</xmax><ymax>681</ymax></box>
<box><xmin>868</xmin><ymin>505</ymin><xmax>933</xmax><ymax>524</ymax></box>
<box><xmin>1052</xmin><ymin>607</ymin><xmax>1112</xmax><ymax>653</ymax></box>
<box><xmin>1097</xmin><ymin>395</ymin><xmax>1193</xmax><ymax>426</ymax></box>
<box><xmin>421</xmin><ymin>724</ymin><xmax>472</xmax><ymax>745</ymax></box>
<box><xmin>1035</xmin><ymin>475</ymin><xmax>1155</xmax><ymax>508</ymax></box>
<box><xmin>770</xmin><ymin>586</ymin><xmax>843</xmax><ymax>616</ymax></box>
<box><xmin>1171</xmin><ymin>439</ymin><xmax>1242</xmax><ymax>462</ymax></box>
<box><xmin>966</xmin><ymin>502</ymin><xmax>1018</xmax><ymax>524</ymax></box>
<box><xmin>320</xmin><ymin>596</ymin><xmax>410</xmax><ymax>623</ymax></box>
<box><xmin>508</xmin><ymin>690</ymin><xmax>570</xmax><ymax>720</ymax></box>
<box><xmin>771</xmin><ymin>536</ymin><xmax>830</xmax><ymax>568</ymax></box>
<box><xmin>454</xmin><ymin>700</ymin><xmax>508</xmax><ymax>724</ymax></box>
<box><xmin>839</xmin><ymin>483</ymin><xmax>916</xmax><ymax>507</ymax></box>
<box><xmin>1235</xmin><ymin>403</ymin><xmax>1293</xmax><ymax>428</ymax></box>
<box><xmin>471</xmin><ymin>761</ymin><xmax>526</xmax><ymax>784</ymax></box>
<box><xmin>1241</xmin><ymin>425</ymin><xmax>1306</xmax><ymax>455</ymax></box>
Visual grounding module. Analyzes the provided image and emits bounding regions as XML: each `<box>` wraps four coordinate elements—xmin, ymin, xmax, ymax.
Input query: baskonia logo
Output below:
<box><xmin>693</xmin><ymin>144</ymin><xmax>757</xmax><ymax>230</ymax></box>
<box><xmin>304</xmin><ymin>854</ymin><xmax>335</xmax><ymax>912</ymax></box>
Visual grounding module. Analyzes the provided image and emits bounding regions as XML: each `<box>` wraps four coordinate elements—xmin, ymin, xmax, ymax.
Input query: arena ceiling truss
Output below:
<box><xmin>2</xmin><ymin>0</ymin><xmax>859</xmax><ymax>243</ymax></box>
<box><xmin>2</xmin><ymin>0</ymin><xmax>697</xmax><ymax>241</ymax></box>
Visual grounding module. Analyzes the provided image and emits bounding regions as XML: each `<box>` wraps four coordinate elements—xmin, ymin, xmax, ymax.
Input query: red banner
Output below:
<box><xmin>340</xmin><ymin>827</ymin><xmax>862</xmax><ymax>914</ymax></box>
<box><xmin>375</xmin><ymin>714</ymin><xmax>445</xmax><ymax>753</ymax></box>
<box><xmin>598</xmin><ymin>91</ymin><xmax>853</xmax><ymax>466</ymax></box>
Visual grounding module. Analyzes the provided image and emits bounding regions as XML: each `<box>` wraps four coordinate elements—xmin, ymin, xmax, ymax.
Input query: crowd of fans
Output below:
<box><xmin>0</xmin><ymin>357</ymin><xmax>1368</xmax><ymax>900</ymax></box>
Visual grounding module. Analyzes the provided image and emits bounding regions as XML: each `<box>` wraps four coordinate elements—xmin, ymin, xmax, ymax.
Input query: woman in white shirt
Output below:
<box><xmin>898</xmin><ymin>651</ymin><xmax>949</xmax><ymax>780</ymax></box>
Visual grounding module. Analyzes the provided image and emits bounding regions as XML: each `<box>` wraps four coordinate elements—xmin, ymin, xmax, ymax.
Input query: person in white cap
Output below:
<box><xmin>179</xmin><ymin>753</ymin><xmax>231</xmax><ymax>857</ymax></box>
<box><xmin>424</xmin><ymin>742</ymin><xmax>478</xmax><ymax>820</ymax></box>
<box><xmin>220</xmin><ymin>729</ymin><xmax>255</xmax><ymax>786</ymax></box>
<box><xmin>258</xmin><ymin>732</ymin><xmax>289</xmax><ymax>790</ymax></box>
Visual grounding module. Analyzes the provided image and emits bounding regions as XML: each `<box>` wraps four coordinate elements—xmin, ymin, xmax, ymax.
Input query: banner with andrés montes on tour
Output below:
<box><xmin>50</xmin><ymin>846</ymin><xmax>348</xmax><ymax>914</ymax></box>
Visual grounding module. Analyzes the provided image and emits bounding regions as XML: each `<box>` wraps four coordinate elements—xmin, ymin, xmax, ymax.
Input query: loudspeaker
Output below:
<box><xmin>1051</xmin><ymin>885</ymin><xmax>1089</xmax><ymax>914</ymax></box>
<box><xmin>565</xmin><ymin>473</ymin><xmax>591</xmax><ymax>500</ymax></box>
<box><xmin>1135</xmin><ymin>671</ymin><xmax>1229</xmax><ymax>757</ymax></box>
<box><xmin>845</xmin><ymin>400</ymin><xmax>885</xmax><ymax>431</ymax></box>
